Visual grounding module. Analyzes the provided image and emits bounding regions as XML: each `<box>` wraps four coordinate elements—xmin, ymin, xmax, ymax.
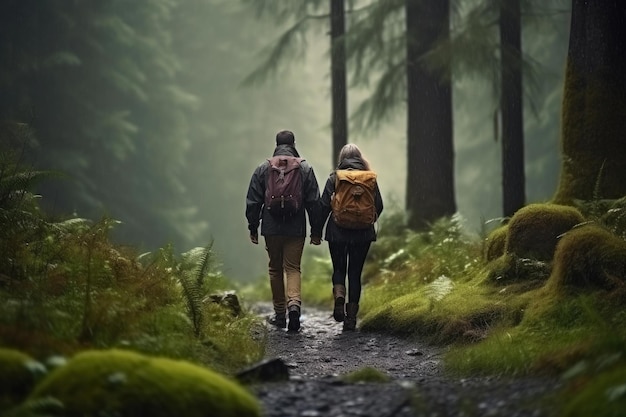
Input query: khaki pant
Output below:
<box><xmin>264</xmin><ymin>235</ymin><xmax>305</xmax><ymax>314</ymax></box>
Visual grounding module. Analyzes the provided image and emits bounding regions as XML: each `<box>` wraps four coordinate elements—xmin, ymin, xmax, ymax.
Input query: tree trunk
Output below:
<box><xmin>405</xmin><ymin>0</ymin><xmax>455</xmax><ymax>230</ymax></box>
<box><xmin>330</xmin><ymin>0</ymin><xmax>348</xmax><ymax>166</ymax></box>
<box><xmin>554</xmin><ymin>0</ymin><xmax>626</xmax><ymax>203</ymax></box>
<box><xmin>500</xmin><ymin>0</ymin><xmax>525</xmax><ymax>217</ymax></box>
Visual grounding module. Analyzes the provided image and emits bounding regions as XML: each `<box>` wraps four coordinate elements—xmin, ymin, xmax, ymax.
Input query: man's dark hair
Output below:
<box><xmin>276</xmin><ymin>130</ymin><xmax>295</xmax><ymax>145</ymax></box>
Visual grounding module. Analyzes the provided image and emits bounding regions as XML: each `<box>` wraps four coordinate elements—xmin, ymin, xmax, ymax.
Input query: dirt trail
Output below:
<box><xmin>251</xmin><ymin>304</ymin><xmax>563</xmax><ymax>417</ymax></box>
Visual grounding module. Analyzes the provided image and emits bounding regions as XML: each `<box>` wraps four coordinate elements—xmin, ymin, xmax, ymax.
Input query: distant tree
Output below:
<box><xmin>499</xmin><ymin>0</ymin><xmax>525</xmax><ymax>217</ymax></box>
<box><xmin>405</xmin><ymin>0</ymin><xmax>455</xmax><ymax>230</ymax></box>
<box><xmin>347</xmin><ymin>0</ymin><xmax>456</xmax><ymax>229</ymax></box>
<box><xmin>0</xmin><ymin>1</ymin><xmax>203</xmax><ymax>249</ymax></box>
<box><xmin>246</xmin><ymin>0</ymin><xmax>457</xmax><ymax>230</ymax></box>
<box><xmin>553</xmin><ymin>0</ymin><xmax>626</xmax><ymax>203</ymax></box>
<box><xmin>330</xmin><ymin>0</ymin><xmax>348</xmax><ymax>165</ymax></box>
<box><xmin>240</xmin><ymin>0</ymin><xmax>350</xmax><ymax>167</ymax></box>
<box><xmin>429</xmin><ymin>0</ymin><xmax>559</xmax><ymax>218</ymax></box>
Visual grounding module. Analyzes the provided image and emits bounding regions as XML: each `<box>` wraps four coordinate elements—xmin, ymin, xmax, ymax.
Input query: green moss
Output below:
<box><xmin>483</xmin><ymin>253</ymin><xmax>551</xmax><ymax>289</ymax></box>
<box><xmin>29</xmin><ymin>349</ymin><xmax>260</xmax><ymax>417</ymax></box>
<box><xmin>361</xmin><ymin>276</ymin><xmax>524</xmax><ymax>345</ymax></box>
<box><xmin>0</xmin><ymin>348</ymin><xmax>43</xmax><ymax>409</ymax></box>
<box><xmin>483</xmin><ymin>225</ymin><xmax>508</xmax><ymax>262</ymax></box>
<box><xmin>341</xmin><ymin>367</ymin><xmax>391</xmax><ymax>383</ymax></box>
<box><xmin>505</xmin><ymin>203</ymin><xmax>585</xmax><ymax>261</ymax></box>
<box><xmin>561</xmin><ymin>364</ymin><xmax>626</xmax><ymax>417</ymax></box>
<box><xmin>547</xmin><ymin>224</ymin><xmax>626</xmax><ymax>291</ymax></box>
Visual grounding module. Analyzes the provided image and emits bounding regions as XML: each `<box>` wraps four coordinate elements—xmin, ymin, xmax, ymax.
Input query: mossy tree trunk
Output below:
<box><xmin>554</xmin><ymin>1</ymin><xmax>626</xmax><ymax>203</ymax></box>
<box><xmin>405</xmin><ymin>0</ymin><xmax>455</xmax><ymax>230</ymax></box>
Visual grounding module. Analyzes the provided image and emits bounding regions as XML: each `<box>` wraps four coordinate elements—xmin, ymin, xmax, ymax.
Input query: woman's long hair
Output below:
<box><xmin>337</xmin><ymin>143</ymin><xmax>370</xmax><ymax>170</ymax></box>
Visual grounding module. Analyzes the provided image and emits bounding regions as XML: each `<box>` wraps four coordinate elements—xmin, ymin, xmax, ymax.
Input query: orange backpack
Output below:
<box><xmin>331</xmin><ymin>169</ymin><xmax>378</xmax><ymax>229</ymax></box>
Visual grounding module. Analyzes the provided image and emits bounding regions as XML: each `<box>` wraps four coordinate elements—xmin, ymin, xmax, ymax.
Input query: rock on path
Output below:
<box><xmin>251</xmin><ymin>304</ymin><xmax>563</xmax><ymax>417</ymax></box>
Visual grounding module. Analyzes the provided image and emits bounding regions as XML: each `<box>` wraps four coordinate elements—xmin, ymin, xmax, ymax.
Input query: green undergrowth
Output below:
<box><xmin>300</xmin><ymin>208</ymin><xmax>626</xmax><ymax>416</ymax></box>
<box><xmin>0</xmin><ymin>132</ymin><xmax>264</xmax><ymax>376</ymax></box>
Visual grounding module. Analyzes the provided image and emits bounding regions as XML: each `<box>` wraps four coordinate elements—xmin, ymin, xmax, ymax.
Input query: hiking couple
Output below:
<box><xmin>245</xmin><ymin>130</ymin><xmax>384</xmax><ymax>332</ymax></box>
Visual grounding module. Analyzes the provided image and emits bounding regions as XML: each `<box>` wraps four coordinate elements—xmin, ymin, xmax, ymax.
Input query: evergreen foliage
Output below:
<box><xmin>0</xmin><ymin>1</ymin><xmax>204</xmax><ymax>251</ymax></box>
<box><xmin>0</xmin><ymin>134</ymin><xmax>263</xmax><ymax>378</ymax></box>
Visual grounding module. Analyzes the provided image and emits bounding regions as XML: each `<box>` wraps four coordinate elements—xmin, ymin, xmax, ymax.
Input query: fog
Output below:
<box><xmin>202</xmin><ymin>3</ymin><xmax>570</xmax><ymax>281</ymax></box>
<box><xmin>0</xmin><ymin>1</ymin><xmax>571</xmax><ymax>283</ymax></box>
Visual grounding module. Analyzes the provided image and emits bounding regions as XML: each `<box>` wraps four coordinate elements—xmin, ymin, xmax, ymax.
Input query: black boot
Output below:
<box><xmin>268</xmin><ymin>312</ymin><xmax>286</xmax><ymax>328</ymax></box>
<box><xmin>343</xmin><ymin>303</ymin><xmax>359</xmax><ymax>331</ymax></box>
<box><xmin>287</xmin><ymin>304</ymin><xmax>301</xmax><ymax>332</ymax></box>
<box><xmin>333</xmin><ymin>284</ymin><xmax>346</xmax><ymax>322</ymax></box>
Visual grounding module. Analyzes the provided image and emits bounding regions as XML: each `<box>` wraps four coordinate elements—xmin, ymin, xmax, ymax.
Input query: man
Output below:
<box><xmin>246</xmin><ymin>130</ymin><xmax>322</xmax><ymax>331</ymax></box>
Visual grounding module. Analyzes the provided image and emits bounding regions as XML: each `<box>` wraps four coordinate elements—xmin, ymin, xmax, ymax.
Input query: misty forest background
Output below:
<box><xmin>0</xmin><ymin>0</ymin><xmax>571</xmax><ymax>282</ymax></box>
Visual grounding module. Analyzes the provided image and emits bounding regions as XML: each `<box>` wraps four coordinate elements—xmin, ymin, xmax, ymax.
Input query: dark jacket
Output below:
<box><xmin>316</xmin><ymin>157</ymin><xmax>383</xmax><ymax>243</ymax></box>
<box><xmin>246</xmin><ymin>144</ymin><xmax>321</xmax><ymax>237</ymax></box>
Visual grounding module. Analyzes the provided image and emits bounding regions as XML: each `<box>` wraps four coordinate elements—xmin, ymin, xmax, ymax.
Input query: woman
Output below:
<box><xmin>317</xmin><ymin>143</ymin><xmax>383</xmax><ymax>331</ymax></box>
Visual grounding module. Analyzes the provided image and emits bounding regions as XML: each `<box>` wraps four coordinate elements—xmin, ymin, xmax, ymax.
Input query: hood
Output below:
<box><xmin>273</xmin><ymin>143</ymin><xmax>300</xmax><ymax>158</ymax></box>
<box><xmin>337</xmin><ymin>157</ymin><xmax>366</xmax><ymax>170</ymax></box>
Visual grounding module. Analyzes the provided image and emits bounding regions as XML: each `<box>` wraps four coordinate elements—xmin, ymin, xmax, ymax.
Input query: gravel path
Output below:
<box><xmin>251</xmin><ymin>304</ymin><xmax>564</xmax><ymax>417</ymax></box>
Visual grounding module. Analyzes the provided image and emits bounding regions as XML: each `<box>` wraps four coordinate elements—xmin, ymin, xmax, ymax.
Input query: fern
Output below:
<box><xmin>177</xmin><ymin>242</ymin><xmax>217</xmax><ymax>338</ymax></box>
<box><xmin>190</xmin><ymin>241</ymin><xmax>214</xmax><ymax>289</ymax></box>
<box><xmin>425</xmin><ymin>275</ymin><xmax>455</xmax><ymax>302</ymax></box>
<box><xmin>179</xmin><ymin>274</ymin><xmax>204</xmax><ymax>338</ymax></box>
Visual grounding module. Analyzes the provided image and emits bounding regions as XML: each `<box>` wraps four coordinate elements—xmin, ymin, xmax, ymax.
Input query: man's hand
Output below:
<box><xmin>250</xmin><ymin>233</ymin><xmax>259</xmax><ymax>245</ymax></box>
<box><xmin>310</xmin><ymin>236</ymin><xmax>322</xmax><ymax>245</ymax></box>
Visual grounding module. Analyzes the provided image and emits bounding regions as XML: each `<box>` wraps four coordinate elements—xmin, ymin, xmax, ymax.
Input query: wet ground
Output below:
<box><xmin>251</xmin><ymin>304</ymin><xmax>564</xmax><ymax>417</ymax></box>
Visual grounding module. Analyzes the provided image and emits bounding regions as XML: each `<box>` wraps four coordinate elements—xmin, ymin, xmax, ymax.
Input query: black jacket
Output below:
<box><xmin>315</xmin><ymin>157</ymin><xmax>383</xmax><ymax>243</ymax></box>
<box><xmin>246</xmin><ymin>144</ymin><xmax>321</xmax><ymax>237</ymax></box>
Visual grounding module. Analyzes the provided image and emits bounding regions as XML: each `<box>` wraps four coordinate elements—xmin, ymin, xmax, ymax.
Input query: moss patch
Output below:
<box><xmin>505</xmin><ymin>203</ymin><xmax>585</xmax><ymax>261</ymax></box>
<box><xmin>0</xmin><ymin>348</ymin><xmax>43</xmax><ymax>409</ymax></box>
<box><xmin>361</xmin><ymin>276</ymin><xmax>525</xmax><ymax>345</ymax></box>
<box><xmin>547</xmin><ymin>224</ymin><xmax>626</xmax><ymax>291</ymax></box>
<box><xmin>483</xmin><ymin>225</ymin><xmax>508</xmax><ymax>262</ymax></box>
<box><xmin>29</xmin><ymin>349</ymin><xmax>260</xmax><ymax>417</ymax></box>
<box><xmin>561</xmin><ymin>363</ymin><xmax>626</xmax><ymax>417</ymax></box>
<box><xmin>341</xmin><ymin>366</ymin><xmax>391</xmax><ymax>383</ymax></box>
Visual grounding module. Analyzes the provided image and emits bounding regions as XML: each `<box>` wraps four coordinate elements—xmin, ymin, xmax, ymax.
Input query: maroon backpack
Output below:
<box><xmin>265</xmin><ymin>156</ymin><xmax>303</xmax><ymax>218</ymax></box>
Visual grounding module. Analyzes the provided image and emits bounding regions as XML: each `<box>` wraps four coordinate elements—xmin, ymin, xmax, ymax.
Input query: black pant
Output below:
<box><xmin>329</xmin><ymin>241</ymin><xmax>371</xmax><ymax>304</ymax></box>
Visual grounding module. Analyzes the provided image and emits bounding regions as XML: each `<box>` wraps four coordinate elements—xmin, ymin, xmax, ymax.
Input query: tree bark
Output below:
<box><xmin>554</xmin><ymin>0</ymin><xmax>626</xmax><ymax>203</ymax></box>
<box><xmin>500</xmin><ymin>0</ymin><xmax>525</xmax><ymax>217</ymax></box>
<box><xmin>330</xmin><ymin>0</ymin><xmax>348</xmax><ymax>166</ymax></box>
<box><xmin>405</xmin><ymin>0</ymin><xmax>455</xmax><ymax>230</ymax></box>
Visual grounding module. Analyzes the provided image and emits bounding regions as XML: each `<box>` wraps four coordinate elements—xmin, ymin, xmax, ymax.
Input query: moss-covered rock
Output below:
<box><xmin>505</xmin><ymin>203</ymin><xmax>585</xmax><ymax>261</ymax></box>
<box><xmin>483</xmin><ymin>225</ymin><xmax>508</xmax><ymax>262</ymax></box>
<box><xmin>0</xmin><ymin>348</ymin><xmax>43</xmax><ymax>409</ymax></box>
<box><xmin>28</xmin><ymin>349</ymin><xmax>260</xmax><ymax>417</ymax></box>
<box><xmin>548</xmin><ymin>224</ymin><xmax>626</xmax><ymax>291</ymax></box>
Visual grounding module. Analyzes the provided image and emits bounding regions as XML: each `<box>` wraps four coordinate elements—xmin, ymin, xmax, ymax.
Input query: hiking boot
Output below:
<box><xmin>267</xmin><ymin>313</ymin><xmax>286</xmax><ymax>328</ymax></box>
<box><xmin>287</xmin><ymin>305</ymin><xmax>301</xmax><ymax>332</ymax></box>
<box><xmin>343</xmin><ymin>303</ymin><xmax>359</xmax><ymax>331</ymax></box>
<box><xmin>332</xmin><ymin>284</ymin><xmax>346</xmax><ymax>322</ymax></box>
